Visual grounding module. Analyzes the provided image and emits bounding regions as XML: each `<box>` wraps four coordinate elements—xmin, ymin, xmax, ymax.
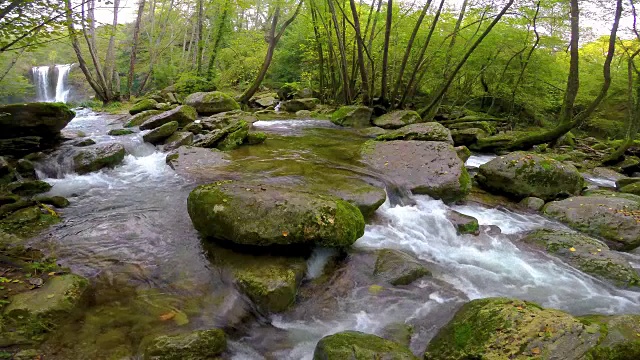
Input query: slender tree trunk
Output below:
<box><xmin>127</xmin><ymin>0</ymin><xmax>146</xmax><ymax>99</ymax></box>
<box><xmin>206</xmin><ymin>0</ymin><xmax>230</xmax><ymax>80</ymax></box>
<box><xmin>328</xmin><ymin>0</ymin><xmax>351</xmax><ymax>104</ymax></box>
<box><xmin>349</xmin><ymin>0</ymin><xmax>370</xmax><ymax>104</ymax></box>
<box><xmin>379</xmin><ymin>0</ymin><xmax>392</xmax><ymax>104</ymax></box>
<box><xmin>196</xmin><ymin>0</ymin><xmax>204</xmax><ymax>74</ymax></box>
<box><xmin>310</xmin><ymin>1</ymin><xmax>325</xmax><ymax>101</ymax></box>
<box><xmin>103</xmin><ymin>0</ymin><xmax>120</xmax><ymax>96</ymax></box>
<box><xmin>509</xmin><ymin>1</ymin><xmax>540</xmax><ymax>115</ymax></box>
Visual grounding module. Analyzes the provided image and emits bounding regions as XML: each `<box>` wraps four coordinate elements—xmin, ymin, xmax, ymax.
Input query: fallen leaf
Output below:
<box><xmin>48</xmin><ymin>272</ymin><xmax>56</xmax><ymax>276</ymax></box>
<box><xmin>569</xmin><ymin>247</ymin><xmax>576</xmax><ymax>252</ymax></box>
<box><xmin>282</xmin><ymin>231</ymin><xmax>289</xmax><ymax>237</ymax></box>
<box><xmin>47</xmin><ymin>294</ymin><xmax>55</xmax><ymax>299</ymax></box>
<box><xmin>159</xmin><ymin>312</ymin><xmax>176</xmax><ymax>321</ymax></box>
<box><xmin>531</xmin><ymin>347</ymin><xmax>541</xmax><ymax>355</ymax></box>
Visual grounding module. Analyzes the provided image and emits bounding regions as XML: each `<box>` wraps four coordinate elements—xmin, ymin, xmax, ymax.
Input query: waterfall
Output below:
<box><xmin>31</xmin><ymin>64</ymin><xmax>74</xmax><ymax>103</ymax></box>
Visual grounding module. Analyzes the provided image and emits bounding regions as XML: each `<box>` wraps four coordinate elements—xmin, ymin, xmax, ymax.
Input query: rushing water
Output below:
<box><xmin>31</xmin><ymin>64</ymin><xmax>73</xmax><ymax>103</ymax></box>
<box><xmin>31</xmin><ymin>113</ymin><xmax>640</xmax><ymax>359</ymax></box>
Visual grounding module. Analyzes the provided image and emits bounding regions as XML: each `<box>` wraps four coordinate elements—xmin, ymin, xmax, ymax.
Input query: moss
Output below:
<box><xmin>125</xmin><ymin>110</ymin><xmax>163</xmax><ymax>127</ymax></box>
<box><xmin>246</xmin><ymin>131</ymin><xmax>267</xmax><ymax>145</ymax></box>
<box><xmin>129</xmin><ymin>99</ymin><xmax>158</xmax><ymax>115</ymax></box>
<box><xmin>313</xmin><ymin>331</ymin><xmax>417</xmax><ymax>359</ymax></box>
<box><xmin>144</xmin><ymin>329</ymin><xmax>227</xmax><ymax>360</ymax></box>
<box><xmin>216</xmin><ymin>127</ymin><xmax>248</xmax><ymax>151</ymax></box>
<box><xmin>108</xmin><ymin>129</ymin><xmax>134</xmax><ymax>136</ymax></box>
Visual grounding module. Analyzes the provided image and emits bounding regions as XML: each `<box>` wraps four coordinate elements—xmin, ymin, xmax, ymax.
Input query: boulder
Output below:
<box><xmin>519</xmin><ymin>196</ymin><xmax>545</xmax><ymax>211</ymax></box>
<box><xmin>376</xmin><ymin>122</ymin><xmax>453</xmax><ymax>144</ymax></box>
<box><xmin>246</xmin><ymin>132</ymin><xmax>267</xmax><ymax>145</ymax></box>
<box><xmin>446</xmin><ymin>121</ymin><xmax>496</xmax><ymax>135</ymax></box>
<box><xmin>183</xmin><ymin>121</ymin><xmax>203</xmax><ymax>135</ymax></box>
<box><xmin>313</xmin><ymin>331</ymin><xmax>418</xmax><ymax>360</ymax></box>
<box><xmin>447</xmin><ymin>210</ymin><xmax>479</xmax><ymax>235</ymax></box>
<box><xmin>331</xmin><ymin>106</ymin><xmax>373</xmax><ymax>128</ymax></box>
<box><xmin>424</xmin><ymin>298</ymin><xmax>601</xmax><ymax>360</ymax></box>
<box><xmin>0</xmin><ymin>136</ymin><xmax>45</xmax><ymax>156</ymax></box>
<box><xmin>34</xmin><ymin>195</ymin><xmax>70</xmax><ymax>208</ymax></box>
<box><xmin>201</xmin><ymin>110</ymin><xmax>257</xmax><ymax>130</ymax></box>
<box><xmin>451</xmin><ymin>128</ymin><xmax>487</xmax><ymax>146</ymax></box>
<box><xmin>372</xmin><ymin>110</ymin><xmax>422</xmax><ymax>129</ymax></box>
<box><xmin>455</xmin><ymin>146</ymin><xmax>471</xmax><ymax>162</ymax></box>
<box><xmin>0</xmin><ymin>103</ymin><xmax>75</xmax><ymax>138</ymax></box>
<box><xmin>7</xmin><ymin>180</ymin><xmax>51</xmax><ymax>196</ymax></box>
<box><xmin>69</xmin><ymin>138</ymin><xmax>95</xmax><ymax>147</ymax></box>
<box><xmin>522</xmin><ymin>229</ymin><xmax>640</xmax><ymax>287</ymax></box>
<box><xmin>579</xmin><ymin>315</ymin><xmax>640</xmax><ymax>359</ymax></box>
<box><xmin>187</xmin><ymin>181</ymin><xmax>365</xmax><ymax>247</ymax></box>
<box><xmin>619</xmin><ymin>182</ymin><xmax>640</xmax><ymax>196</ymax></box>
<box><xmin>280</xmin><ymin>98</ymin><xmax>318</xmax><ymax>112</ymax></box>
<box><xmin>194</xmin><ymin>120</ymin><xmax>250</xmax><ymax>150</ymax></box>
<box><xmin>328</xmin><ymin>178</ymin><xmax>386</xmax><ymax>220</ymax></box>
<box><xmin>73</xmin><ymin>143</ymin><xmax>126</xmax><ymax>174</ymax></box>
<box><xmin>162</xmin><ymin>132</ymin><xmax>193</xmax><ymax>152</ymax></box>
<box><xmin>144</xmin><ymin>329</ymin><xmax>226</xmax><ymax>360</ymax></box>
<box><xmin>361</xmin><ymin>141</ymin><xmax>470</xmax><ymax>203</ymax></box>
<box><xmin>374</xmin><ymin>249</ymin><xmax>430</xmax><ymax>286</ymax></box>
<box><xmin>296</xmin><ymin>110</ymin><xmax>312</xmax><ymax>118</ymax></box>
<box><xmin>250</xmin><ymin>93</ymin><xmax>279</xmax><ymax>108</ymax></box>
<box><xmin>139</xmin><ymin>105</ymin><xmax>197</xmax><ymax>130</ymax></box>
<box><xmin>129</xmin><ymin>99</ymin><xmax>158</xmax><ymax>115</ymax></box>
<box><xmin>124</xmin><ymin>110</ymin><xmax>163</xmax><ymax>127</ymax></box>
<box><xmin>184</xmin><ymin>91</ymin><xmax>240</xmax><ymax>115</ymax></box>
<box><xmin>143</xmin><ymin>121</ymin><xmax>179</xmax><ymax>145</ymax></box>
<box><xmin>543</xmin><ymin>192</ymin><xmax>640</xmax><ymax>251</ymax></box>
<box><xmin>476</xmin><ymin>152</ymin><xmax>584</xmax><ymax>201</ymax></box>
<box><xmin>616</xmin><ymin>177</ymin><xmax>640</xmax><ymax>189</ymax></box>
<box><xmin>359</xmin><ymin>127</ymin><xmax>388</xmax><ymax>138</ymax></box>
<box><xmin>107</xmin><ymin>129</ymin><xmax>134</xmax><ymax>136</ymax></box>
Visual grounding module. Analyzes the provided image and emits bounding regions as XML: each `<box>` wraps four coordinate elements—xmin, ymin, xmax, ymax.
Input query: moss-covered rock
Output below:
<box><xmin>107</xmin><ymin>128</ymin><xmax>134</xmax><ymax>136</ymax></box>
<box><xmin>615</xmin><ymin>177</ymin><xmax>640</xmax><ymax>189</ymax></box>
<box><xmin>162</xmin><ymin>131</ymin><xmax>193</xmax><ymax>152</ymax></box>
<box><xmin>73</xmin><ymin>143</ymin><xmax>126</xmax><ymax>174</ymax></box>
<box><xmin>522</xmin><ymin>229</ymin><xmax>640</xmax><ymax>287</ymax></box>
<box><xmin>246</xmin><ymin>131</ymin><xmax>267</xmax><ymax>145</ymax></box>
<box><xmin>424</xmin><ymin>298</ymin><xmax>601</xmax><ymax>360</ymax></box>
<box><xmin>361</xmin><ymin>140</ymin><xmax>470</xmax><ymax>203</ymax></box>
<box><xmin>580</xmin><ymin>315</ymin><xmax>640</xmax><ymax>360</ymax></box>
<box><xmin>144</xmin><ymin>329</ymin><xmax>226</xmax><ymax>360</ymax></box>
<box><xmin>619</xmin><ymin>182</ymin><xmax>640</xmax><ymax>196</ymax></box>
<box><xmin>6</xmin><ymin>180</ymin><xmax>51</xmax><ymax>196</ymax></box>
<box><xmin>124</xmin><ymin>110</ymin><xmax>163</xmax><ymax>127</ymax></box>
<box><xmin>187</xmin><ymin>181</ymin><xmax>365</xmax><ymax>247</ymax></box>
<box><xmin>143</xmin><ymin>121</ymin><xmax>179</xmax><ymax>145</ymax></box>
<box><xmin>0</xmin><ymin>102</ymin><xmax>75</xmax><ymax>138</ymax></box>
<box><xmin>129</xmin><ymin>99</ymin><xmax>158</xmax><ymax>115</ymax></box>
<box><xmin>543</xmin><ymin>192</ymin><xmax>640</xmax><ymax>251</ymax></box>
<box><xmin>216</xmin><ymin>122</ymin><xmax>249</xmax><ymax>151</ymax></box>
<box><xmin>280</xmin><ymin>98</ymin><xmax>319</xmax><ymax>112</ymax></box>
<box><xmin>313</xmin><ymin>331</ymin><xmax>418</xmax><ymax>360</ymax></box>
<box><xmin>447</xmin><ymin>210</ymin><xmax>479</xmax><ymax>235</ymax></box>
<box><xmin>34</xmin><ymin>195</ymin><xmax>69</xmax><ymax>208</ymax></box>
<box><xmin>454</xmin><ymin>146</ymin><xmax>471</xmax><ymax>162</ymax></box>
<box><xmin>374</xmin><ymin>249</ymin><xmax>430</xmax><ymax>286</ymax></box>
<box><xmin>331</xmin><ymin>106</ymin><xmax>373</xmax><ymax>128</ymax></box>
<box><xmin>372</xmin><ymin>110</ymin><xmax>422</xmax><ymax>129</ymax></box>
<box><xmin>375</xmin><ymin>122</ymin><xmax>453</xmax><ymax>144</ymax></box>
<box><xmin>476</xmin><ymin>152</ymin><xmax>584</xmax><ymax>201</ymax></box>
<box><xmin>184</xmin><ymin>91</ymin><xmax>240</xmax><ymax>115</ymax></box>
<box><xmin>446</xmin><ymin>121</ymin><xmax>496</xmax><ymax>135</ymax></box>
<box><xmin>519</xmin><ymin>196</ymin><xmax>545</xmax><ymax>211</ymax></box>
<box><xmin>450</xmin><ymin>128</ymin><xmax>487</xmax><ymax>146</ymax></box>
<box><xmin>140</xmin><ymin>105</ymin><xmax>197</xmax><ymax>130</ymax></box>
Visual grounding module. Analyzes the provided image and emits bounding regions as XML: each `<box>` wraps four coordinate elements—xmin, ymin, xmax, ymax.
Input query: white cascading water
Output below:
<box><xmin>31</xmin><ymin>64</ymin><xmax>73</xmax><ymax>103</ymax></box>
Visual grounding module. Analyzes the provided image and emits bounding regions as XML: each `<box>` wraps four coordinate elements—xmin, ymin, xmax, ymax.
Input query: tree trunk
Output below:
<box><xmin>349</xmin><ymin>0</ymin><xmax>370</xmax><ymax>104</ymax></box>
<box><xmin>328</xmin><ymin>0</ymin><xmax>351</xmax><ymax>104</ymax></box>
<box><xmin>196</xmin><ymin>0</ymin><xmax>204</xmax><ymax>74</ymax></box>
<box><xmin>310</xmin><ymin>1</ymin><xmax>325</xmax><ymax>102</ymax></box>
<box><xmin>379</xmin><ymin>0</ymin><xmax>392</xmax><ymax>104</ymax></box>
<box><xmin>127</xmin><ymin>0</ymin><xmax>145</xmax><ymax>99</ymax></box>
<box><xmin>206</xmin><ymin>0</ymin><xmax>230</xmax><ymax>80</ymax></box>
<box><xmin>103</xmin><ymin>0</ymin><xmax>120</xmax><ymax>95</ymax></box>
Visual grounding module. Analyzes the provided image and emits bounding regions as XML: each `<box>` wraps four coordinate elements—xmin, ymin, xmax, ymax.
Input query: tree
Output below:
<box><xmin>127</xmin><ymin>0</ymin><xmax>146</xmax><ymax>99</ymax></box>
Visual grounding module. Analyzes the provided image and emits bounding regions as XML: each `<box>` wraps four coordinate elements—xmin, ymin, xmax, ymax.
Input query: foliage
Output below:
<box><xmin>175</xmin><ymin>73</ymin><xmax>216</xmax><ymax>94</ymax></box>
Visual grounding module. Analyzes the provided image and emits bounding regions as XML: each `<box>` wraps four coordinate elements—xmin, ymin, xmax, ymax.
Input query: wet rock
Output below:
<box><xmin>376</xmin><ymin>122</ymin><xmax>453</xmax><ymax>144</ymax></box>
<box><xmin>455</xmin><ymin>146</ymin><xmax>471</xmax><ymax>162</ymax></box>
<box><xmin>34</xmin><ymin>195</ymin><xmax>70</xmax><ymax>208</ymax></box>
<box><xmin>619</xmin><ymin>182</ymin><xmax>640</xmax><ymax>196</ymax></box>
<box><xmin>447</xmin><ymin>210</ymin><xmax>479</xmax><ymax>235</ymax></box>
<box><xmin>185</xmin><ymin>91</ymin><xmax>240</xmax><ymax>115</ymax></box>
<box><xmin>250</xmin><ymin>93</ymin><xmax>278</xmax><ymax>108</ymax></box>
<box><xmin>154</xmin><ymin>102</ymin><xmax>174</xmax><ymax>111</ymax></box>
<box><xmin>280</xmin><ymin>98</ymin><xmax>318</xmax><ymax>112</ymax></box>
<box><xmin>361</xmin><ymin>140</ymin><xmax>470</xmax><ymax>203</ymax></box>
<box><xmin>0</xmin><ymin>156</ymin><xmax>11</xmax><ymax>176</ymax></box>
<box><xmin>329</xmin><ymin>178</ymin><xmax>386</xmax><ymax>220</ymax></box>
<box><xmin>13</xmin><ymin>349</ymin><xmax>41</xmax><ymax>360</ymax></box>
<box><xmin>246</xmin><ymin>131</ymin><xmax>267</xmax><ymax>145</ymax></box>
<box><xmin>359</xmin><ymin>127</ymin><xmax>388</xmax><ymax>138</ymax></box>
<box><xmin>0</xmin><ymin>137</ymin><xmax>47</xmax><ymax>157</ymax></box>
<box><xmin>446</xmin><ymin>121</ymin><xmax>496</xmax><ymax>135</ymax></box>
<box><xmin>519</xmin><ymin>196</ymin><xmax>545</xmax><ymax>211</ymax></box>
<box><xmin>144</xmin><ymin>329</ymin><xmax>226</xmax><ymax>360</ymax></box>
<box><xmin>7</xmin><ymin>180</ymin><xmax>51</xmax><ymax>196</ymax></box>
<box><xmin>424</xmin><ymin>298</ymin><xmax>601</xmax><ymax>360</ymax></box>
<box><xmin>183</xmin><ymin>121</ymin><xmax>203</xmax><ymax>135</ymax></box>
<box><xmin>616</xmin><ymin>177</ymin><xmax>640</xmax><ymax>189</ymax></box>
<box><xmin>201</xmin><ymin>110</ymin><xmax>257</xmax><ymax>130</ymax></box>
<box><xmin>4</xmin><ymin>274</ymin><xmax>89</xmax><ymax>335</ymax></box>
<box><xmin>476</xmin><ymin>152</ymin><xmax>584</xmax><ymax>201</ymax></box>
<box><xmin>579</xmin><ymin>315</ymin><xmax>640</xmax><ymax>359</ymax></box>
<box><xmin>124</xmin><ymin>110</ymin><xmax>163</xmax><ymax>127</ymax></box>
<box><xmin>129</xmin><ymin>99</ymin><xmax>158</xmax><ymax>115</ymax></box>
<box><xmin>143</xmin><ymin>121</ymin><xmax>179</xmax><ymax>145</ymax></box>
<box><xmin>374</xmin><ymin>249</ymin><xmax>430</xmax><ymax>286</ymax></box>
<box><xmin>15</xmin><ymin>159</ymin><xmax>35</xmax><ymax>179</ymax></box>
<box><xmin>140</xmin><ymin>105</ymin><xmax>197</xmax><ymax>130</ymax></box>
<box><xmin>372</xmin><ymin>110</ymin><xmax>422</xmax><ymax>129</ymax></box>
<box><xmin>451</xmin><ymin>128</ymin><xmax>487</xmax><ymax>146</ymax></box>
<box><xmin>216</xmin><ymin>121</ymin><xmax>249</xmax><ymax>151</ymax></box>
<box><xmin>107</xmin><ymin>128</ymin><xmax>134</xmax><ymax>136</ymax></box>
<box><xmin>70</xmin><ymin>138</ymin><xmax>96</xmax><ymax>147</ymax></box>
<box><xmin>187</xmin><ymin>181</ymin><xmax>365</xmax><ymax>247</ymax></box>
<box><xmin>166</xmin><ymin>147</ymin><xmax>230</xmax><ymax>181</ymax></box>
<box><xmin>331</xmin><ymin>106</ymin><xmax>373</xmax><ymax>128</ymax></box>
<box><xmin>314</xmin><ymin>331</ymin><xmax>418</xmax><ymax>360</ymax></box>
<box><xmin>522</xmin><ymin>229</ymin><xmax>640</xmax><ymax>288</ymax></box>
<box><xmin>162</xmin><ymin>131</ymin><xmax>193</xmax><ymax>152</ymax></box>
<box><xmin>543</xmin><ymin>192</ymin><xmax>640</xmax><ymax>251</ymax></box>
<box><xmin>296</xmin><ymin>109</ymin><xmax>312</xmax><ymax>118</ymax></box>
<box><xmin>0</xmin><ymin>103</ymin><xmax>75</xmax><ymax>138</ymax></box>
<box><xmin>73</xmin><ymin>143</ymin><xmax>126</xmax><ymax>174</ymax></box>
<box><xmin>0</xmin><ymin>199</ymin><xmax>35</xmax><ymax>218</ymax></box>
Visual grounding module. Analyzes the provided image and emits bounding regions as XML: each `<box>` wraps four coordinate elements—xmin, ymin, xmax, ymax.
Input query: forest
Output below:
<box><xmin>5</xmin><ymin>0</ymin><xmax>640</xmax><ymax>359</ymax></box>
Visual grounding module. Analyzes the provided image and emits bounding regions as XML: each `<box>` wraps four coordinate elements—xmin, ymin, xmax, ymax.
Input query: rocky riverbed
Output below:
<box><xmin>2</xmin><ymin>96</ymin><xmax>640</xmax><ymax>359</ymax></box>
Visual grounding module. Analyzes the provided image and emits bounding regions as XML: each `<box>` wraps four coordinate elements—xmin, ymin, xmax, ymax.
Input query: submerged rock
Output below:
<box><xmin>372</xmin><ymin>110</ymin><xmax>422</xmax><ymax>129</ymax></box>
<box><xmin>476</xmin><ymin>152</ymin><xmax>584</xmax><ymax>201</ymax></box>
<box><xmin>331</xmin><ymin>106</ymin><xmax>373</xmax><ymax>128</ymax></box>
<box><xmin>246</xmin><ymin>131</ymin><xmax>267</xmax><ymax>145</ymax></box>
<box><xmin>424</xmin><ymin>298</ymin><xmax>601</xmax><ymax>360</ymax></box>
<box><xmin>143</xmin><ymin>121</ymin><xmax>179</xmax><ymax>145</ymax></box>
<box><xmin>447</xmin><ymin>210</ymin><xmax>479</xmax><ymax>235</ymax></box>
<box><xmin>361</xmin><ymin>140</ymin><xmax>470</xmax><ymax>203</ymax></box>
<box><xmin>313</xmin><ymin>331</ymin><xmax>418</xmax><ymax>360</ymax></box>
<box><xmin>129</xmin><ymin>99</ymin><xmax>158</xmax><ymax>115</ymax></box>
<box><xmin>73</xmin><ymin>143</ymin><xmax>126</xmax><ymax>174</ymax></box>
<box><xmin>144</xmin><ymin>329</ymin><xmax>226</xmax><ymax>360</ymax></box>
<box><xmin>187</xmin><ymin>181</ymin><xmax>365</xmax><ymax>247</ymax></box>
<box><xmin>140</xmin><ymin>105</ymin><xmax>197</xmax><ymax>130</ymax></box>
<box><xmin>374</xmin><ymin>249</ymin><xmax>430</xmax><ymax>286</ymax></box>
<box><xmin>185</xmin><ymin>91</ymin><xmax>240</xmax><ymax>115</ymax></box>
<box><xmin>544</xmin><ymin>192</ymin><xmax>640</xmax><ymax>251</ymax></box>
<box><xmin>124</xmin><ymin>110</ymin><xmax>163</xmax><ymax>127</ymax></box>
<box><xmin>522</xmin><ymin>229</ymin><xmax>640</xmax><ymax>287</ymax></box>
<box><xmin>375</xmin><ymin>122</ymin><xmax>453</xmax><ymax>144</ymax></box>
<box><xmin>280</xmin><ymin>98</ymin><xmax>318</xmax><ymax>112</ymax></box>
<box><xmin>107</xmin><ymin>128</ymin><xmax>134</xmax><ymax>136</ymax></box>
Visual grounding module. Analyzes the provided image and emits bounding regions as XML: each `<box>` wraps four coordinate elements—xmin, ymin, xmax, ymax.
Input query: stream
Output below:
<box><xmin>30</xmin><ymin>110</ymin><xmax>640</xmax><ymax>359</ymax></box>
